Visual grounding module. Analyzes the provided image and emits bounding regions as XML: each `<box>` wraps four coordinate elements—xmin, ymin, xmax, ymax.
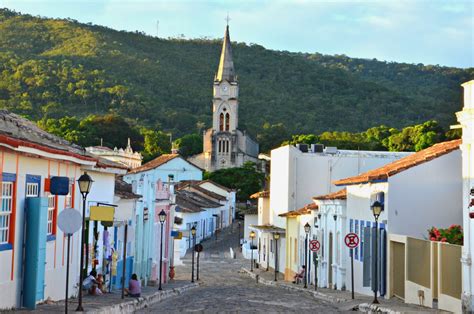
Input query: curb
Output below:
<box><xmin>88</xmin><ymin>283</ymin><xmax>200</xmax><ymax>314</ymax></box>
<box><xmin>357</xmin><ymin>303</ymin><xmax>400</xmax><ymax>314</ymax></box>
<box><xmin>241</xmin><ymin>267</ymin><xmax>346</xmax><ymax>304</ymax></box>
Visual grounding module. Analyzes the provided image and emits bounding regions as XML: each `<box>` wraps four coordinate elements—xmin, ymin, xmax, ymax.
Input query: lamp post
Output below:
<box><xmin>249</xmin><ymin>230</ymin><xmax>256</xmax><ymax>272</ymax></box>
<box><xmin>273</xmin><ymin>232</ymin><xmax>280</xmax><ymax>281</ymax></box>
<box><xmin>158</xmin><ymin>209</ymin><xmax>167</xmax><ymax>290</ymax></box>
<box><xmin>371</xmin><ymin>200</ymin><xmax>383</xmax><ymax>304</ymax></box>
<box><xmin>76</xmin><ymin>172</ymin><xmax>93</xmax><ymax>312</ymax></box>
<box><xmin>304</xmin><ymin>222</ymin><xmax>311</xmax><ymax>288</ymax></box>
<box><xmin>191</xmin><ymin>225</ymin><xmax>196</xmax><ymax>283</ymax></box>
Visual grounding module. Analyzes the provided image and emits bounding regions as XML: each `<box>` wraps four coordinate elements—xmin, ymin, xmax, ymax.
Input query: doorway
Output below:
<box><xmin>329</xmin><ymin>232</ymin><xmax>333</xmax><ymax>288</ymax></box>
<box><xmin>392</xmin><ymin>241</ymin><xmax>405</xmax><ymax>299</ymax></box>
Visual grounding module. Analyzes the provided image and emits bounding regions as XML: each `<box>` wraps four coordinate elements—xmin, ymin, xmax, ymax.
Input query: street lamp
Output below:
<box><xmin>249</xmin><ymin>230</ymin><xmax>256</xmax><ymax>272</ymax></box>
<box><xmin>371</xmin><ymin>200</ymin><xmax>384</xmax><ymax>304</ymax></box>
<box><xmin>191</xmin><ymin>225</ymin><xmax>196</xmax><ymax>283</ymax></box>
<box><xmin>158</xmin><ymin>209</ymin><xmax>167</xmax><ymax>290</ymax></box>
<box><xmin>273</xmin><ymin>232</ymin><xmax>280</xmax><ymax>281</ymax></box>
<box><xmin>304</xmin><ymin>222</ymin><xmax>311</xmax><ymax>288</ymax></box>
<box><xmin>76</xmin><ymin>172</ymin><xmax>93</xmax><ymax>312</ymax></box>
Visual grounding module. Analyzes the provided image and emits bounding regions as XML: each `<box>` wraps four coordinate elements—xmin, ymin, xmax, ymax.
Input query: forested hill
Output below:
<box><xmin>0</xmin><ymin>8</ymin><xmax>472</xmax><ymax>140</ymax></box>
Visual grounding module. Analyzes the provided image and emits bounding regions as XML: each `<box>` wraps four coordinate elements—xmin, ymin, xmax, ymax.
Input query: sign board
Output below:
<box><xmin>309</xmin><ymin>240</ymin><xmax>320</xmax><ymax>252</ymax></box>
<box><xmin>57</xmin><ymin>208</ymin><xmax>82</xmax><ymax>235</ymax></box>
<box><xmin>344</xmin><ymin>232</ymin><xmax>360</xmax><ymax>249</ymax></box>
<box><xmin>90</xmin><ymin>206</ymin><xmax>115</xmax><ymax>222</ymax></box>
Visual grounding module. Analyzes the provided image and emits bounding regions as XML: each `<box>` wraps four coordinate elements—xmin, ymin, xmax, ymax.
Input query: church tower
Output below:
<box><xmin>189</xmin><ymin>23</ymin><xmax>259</xmax><ymax>172</ymax></box>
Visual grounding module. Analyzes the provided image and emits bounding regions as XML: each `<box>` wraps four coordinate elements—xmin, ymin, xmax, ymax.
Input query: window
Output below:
<box><xmin>47</xmin><ymin>193</ymin><xmax>55</xmax><ymax>236</ymax></box>
<box><xmin>26</xmin><ymin>182</ymin><xmax>39</xmax><ymax>197</ymax></box>
<box><xmin>219</xmin><ymin>113</ymin><xmax>224</xmax><ymax>131</ymax></box>
<box><xmin>293</xmin><ymin>238</ymin><xmax>297</xmax><ymax>263</ymax></box>
<box><xmin>225</xmin><ymin>113</ymin><xmax>230</xmax><ymax>131</ymax></box>
<box><xmin>65</xmin><ymin>179</ymin><xmax>74</xmax><ymax>208</ymax></box>
<box><xmin>270</xmin><ymin>239</ymin><xmax>273</xmax><ymax>253</ymax></box>
<box><xmin>0</xmin><ymin>182</ymin><xmax>13</xmax><ymax>245</ymax></box>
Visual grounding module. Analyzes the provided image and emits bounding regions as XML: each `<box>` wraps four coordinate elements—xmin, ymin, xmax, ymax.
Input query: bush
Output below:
<box><xmin>428</xmin><ymin>225</ymin><xmax>463</xmax><ymax>245</ymax></box>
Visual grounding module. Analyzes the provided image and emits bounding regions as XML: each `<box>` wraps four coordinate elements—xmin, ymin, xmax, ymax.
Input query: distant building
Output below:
<box><xmin>188</xmin><ymin>24</ymin><xmax>259</xmax><ymax>172</ymax></box>
<box><xmin>86</xmin><ymin>138</ymin><xmax>142</xmax><ymax>169</ymax></box>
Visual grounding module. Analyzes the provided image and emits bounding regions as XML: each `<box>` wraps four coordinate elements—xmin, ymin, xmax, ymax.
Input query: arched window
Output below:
<box><xmin>219</xmin><ymin>113</ymin><xmax>224</xmax><ymax>131</ymax></box>
<box><xmin>226</xmin><ymin>140</ymin><xmax>230</xmax><ymax>153</ymax></box>
<box><xmin>225</xmin><ymin>113</ymin><xmax>230</xmax><ymax>131</ymax></box>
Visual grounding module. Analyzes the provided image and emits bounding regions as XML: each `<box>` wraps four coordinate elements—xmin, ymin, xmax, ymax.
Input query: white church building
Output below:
<box><xmin>189</xmin><ymin>24</ymin><xmax>259</xmax><ymax>172</ymax></box>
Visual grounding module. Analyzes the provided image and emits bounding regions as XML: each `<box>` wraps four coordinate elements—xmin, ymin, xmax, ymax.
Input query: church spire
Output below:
<box><xmin>216</xmin><ymin>24</ymin><xmax>235</xmax><ymax>82</ymax></box>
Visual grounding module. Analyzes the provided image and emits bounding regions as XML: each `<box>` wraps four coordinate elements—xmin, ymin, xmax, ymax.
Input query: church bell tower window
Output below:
<box><xmin>225</xmin><ymin>113</ymin><xmax>230</xmax><ymax>131</ymax></box>
<box><xmin>219</xmin><ymin>113</ymin><xmax>224</xmax><ymax>131</ymax></box>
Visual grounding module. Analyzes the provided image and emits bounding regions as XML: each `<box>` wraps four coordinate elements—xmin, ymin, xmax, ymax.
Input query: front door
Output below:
<box><xmin>329</xmin><ymin>232</ymin><xmax>333</xmax><ymax>288</ymax></box>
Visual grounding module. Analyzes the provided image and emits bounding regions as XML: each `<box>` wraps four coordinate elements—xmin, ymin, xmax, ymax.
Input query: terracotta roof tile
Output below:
<box><xmin>334</xmin><ymin>140</ymin><xmax>461</xmax><ymax>186</ymax></box>
<box><xmin>279</xmin><ymin>203</ymin><xmax>316</xmax><ymax>217</ymax></box>
<box><xmin>313</xmin><ymin>188</ymin><xmax>347</xmax><ymax>201</ymax></box>
<box><xmin>115</xmin><ymin>177</ymin><xmax>140</xmax><ymax>199</ymax></box>
<box><xmin>128</xmin><ymin>154</ymin><xmax>179</xmax><ymax>174</ymax></box>
<box><xmin>250</xmin><ymin>190</ymin><xmax>270</xmax><ymax>199</ymax></box>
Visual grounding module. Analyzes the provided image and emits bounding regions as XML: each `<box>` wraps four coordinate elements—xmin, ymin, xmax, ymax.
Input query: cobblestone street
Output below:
<box><xmin>143</xmin><ymin>225</ymin><xmax>341</xmax><ymax>313</ymax></box>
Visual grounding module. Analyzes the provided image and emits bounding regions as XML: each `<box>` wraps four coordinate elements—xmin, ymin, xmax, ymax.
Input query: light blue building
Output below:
<box><xmin>123</xmin><ymin>154</ymin><xmax>202</xmax><ymax>285</ymax></box>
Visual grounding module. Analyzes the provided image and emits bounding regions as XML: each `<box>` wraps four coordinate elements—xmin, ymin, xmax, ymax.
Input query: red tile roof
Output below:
<box><xmin>279</xmin><ymin>203</ymin><xmax>317</xmax><ymax>217</ymax></box>
<box><xmin>313</xmin><ymin>188</ymin><xmax>347</xmax><ymax>201</ymax></box>
<box><xmin>334</xmin><ymin>139</ymin><xmax>461</xmax><ymax>186</ymax></box>
<box><xmin>128</xmin><ymin>154</ymin><xmax>179</xmax><ymax>174</ymax></box>
<box><xmin>250</xmin><ymin>190</ymin><xmax>270</xmax><ymax>199</ymax></box>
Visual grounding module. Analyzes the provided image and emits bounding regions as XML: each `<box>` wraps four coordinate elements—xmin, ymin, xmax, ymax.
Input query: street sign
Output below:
<box><xmin>344</xmin><ymin>233</ymin><xmax>360</xmax><ymax>249</ymax></box>
<box><xmin>195</xmin><ymin>243</ymin><xmax>203</xmax><ymax>252</ymax></box>
<box><xmin>309</xmin><ymin>239</ymin><xmax>320</xmax><ymax>252</ymax></box>
<box><xmin>57</xmin><ymin>208</ymin><xmax>82</xmax><ymax>235</ymax></box>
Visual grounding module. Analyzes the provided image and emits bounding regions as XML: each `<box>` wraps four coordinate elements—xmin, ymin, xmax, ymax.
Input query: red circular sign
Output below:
<box><xmin>309</xmin><ymin>240</ymin><xmax>320</xmax><ymax>252</ymax></box>
<box><xmin>345</xmin><ymin>233</ymin><xmax>360</xmax><ymax>249</ymax></box>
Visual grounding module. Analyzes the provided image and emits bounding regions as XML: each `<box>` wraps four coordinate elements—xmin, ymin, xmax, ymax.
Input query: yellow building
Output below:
<box><xmin>279</xmin><ymin>204</ymin><xmax>316</xmax><ymax>281</ymax></box>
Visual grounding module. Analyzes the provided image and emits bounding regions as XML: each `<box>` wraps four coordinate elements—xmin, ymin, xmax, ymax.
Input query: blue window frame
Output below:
<box><xmin>355</xmin><ymin>220</ymin><xmax>359</xmax><ymax>260</ymax></box>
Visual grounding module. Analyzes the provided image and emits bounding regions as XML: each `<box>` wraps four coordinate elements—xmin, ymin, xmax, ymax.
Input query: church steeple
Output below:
<box><xmin>216</xmin><ymin>25</ymin><xmax>235</xmax><ymax>82</ymax></box>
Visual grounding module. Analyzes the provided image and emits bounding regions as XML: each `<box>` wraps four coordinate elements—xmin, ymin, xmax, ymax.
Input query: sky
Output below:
<box><xmin>1</xmin><ymin>0</ymin><xmax>473</xmax><ymax>68</ymax></box>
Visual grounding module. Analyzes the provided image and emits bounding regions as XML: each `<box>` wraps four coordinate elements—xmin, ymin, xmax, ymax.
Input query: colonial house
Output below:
<box><xmin>334</xmin><ymin>139</ymin><xmax>462</xmax><ymax>298</ymax></box>
<box><xmin>0</xmin><ymin>110</ymin><xmax>126</xmax><ymax>309</ymax></box>
<box><xmin>312</xmin><ymin>189</ymin><xmax>347</xmax><ymax>290</ymax></box>
<box><xmin>86</xmin><ymin>138</ymin><xmax>143</xmax><ymax>169</ymax></box>
<box><xmin>123</xmin><ymin>154</ymin><xmax>202</xmax><ymax>286</ymax></box>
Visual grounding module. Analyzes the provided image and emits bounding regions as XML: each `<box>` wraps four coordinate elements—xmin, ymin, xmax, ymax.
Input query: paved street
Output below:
<box><xmin>143</xmin><ymin>225</ymin><xmax>340</xmax><ymax>313</ymax></box>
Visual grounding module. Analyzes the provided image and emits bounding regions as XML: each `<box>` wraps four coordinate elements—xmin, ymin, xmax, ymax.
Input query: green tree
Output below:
<box><xmin>174</xmin><ymin>134</ymin><xmax>202</xmax><ymax>157</ymax></box>
<box><xmin>140</xmin><ymin>128</ymin><xmax>171</xmax><ymax>162</ymax></box>
<box><xmin>204</xmin><ymin>162</ymin><xmax>265</xmax><ymax>201</ymax></box>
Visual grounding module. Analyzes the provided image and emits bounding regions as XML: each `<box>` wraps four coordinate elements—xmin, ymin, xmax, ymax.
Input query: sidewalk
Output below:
<box><xmin>15</xmin><ymin>280</ymin><xmax>198</xmax><ymax>314</ymax></box>
<box><xmin>242</xmin><ymin>267</ymin><xmax>445</xmax><ymax>313</ymax></box>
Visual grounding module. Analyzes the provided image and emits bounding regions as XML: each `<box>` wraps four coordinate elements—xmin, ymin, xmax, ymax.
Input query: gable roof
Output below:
<box><xmin>127</xmin><ymin>154</ymin><xmax>180</xmax><ymax>174</ymax></box>
<box><xmin>313</xmin><ymin>188</ymin><xmax>347</xmax><ymax>201</ymax></box>
<box><xmin>279</xmin><ymin>203</ymin><xmax>317</xmax><ymax>218</ymax></box>
<box><xmin>334</xmin><ymin>139</ymin><xmax>461</xmax><ymax>186</ymax></box>
<box><xmin>177</xmin><ymin>182</ymin><xmax>227</xmax><ymax>201</ymax></box>
<box><xmin>175</xmin><ymin>190</ymin><xmax>222</xmax><ymax>213</ymax></box>
<box><xmin>115</xmin><ymin>177</ymin><xmax>140</xmax><ymax>199</ymax></box>
<box><xmin>197</xmin><ymin>180</ymin><xmax>234</xmax><ymax>192</ymax></box>
<box><xmin>250</xmin><ymin>190</ymin><xmax>270</xmax><ymax>199</ymax></box>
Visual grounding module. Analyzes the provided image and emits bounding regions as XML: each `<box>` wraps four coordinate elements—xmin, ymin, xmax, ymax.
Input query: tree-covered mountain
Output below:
<box><xmin>0</xmin><ymin>8</ymin><xmax>472</xmax><ymax>149</ymax></box>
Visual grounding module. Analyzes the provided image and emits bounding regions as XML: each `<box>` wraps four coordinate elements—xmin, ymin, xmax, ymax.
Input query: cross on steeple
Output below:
<box><xmin>225</xmin><ymin>13</ymin><xmax>231</xmax><ymax>26</ymax></box>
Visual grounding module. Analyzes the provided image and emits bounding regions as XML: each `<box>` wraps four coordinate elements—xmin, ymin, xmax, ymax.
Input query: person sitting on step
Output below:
<box><xmin>292</xmin><ymin>265</ymin><xmax>306</xmax><ymax>284</ymax></box>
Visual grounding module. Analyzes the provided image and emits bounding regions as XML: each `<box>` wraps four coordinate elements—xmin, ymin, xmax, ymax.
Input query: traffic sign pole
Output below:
<box><xmin>344</xmin><ymin>233</ymin><xmax>359</xmax><ymax>300</ymax></box>
<box><xmin>313</xmin><ymin>251</ymin><xmax>318</xmax><ymax>291</ymax></box>
<box><xmin>351</xmin><ymin>248</ymin><xmax>354</xmax><ymax>299</ymax></box>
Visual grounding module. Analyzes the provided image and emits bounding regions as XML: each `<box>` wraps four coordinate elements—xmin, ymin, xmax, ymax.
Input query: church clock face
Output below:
<box><xmin>221</xmin><ymin>85</ymin><xmax>228</xmax><ymax>92</ymax></box>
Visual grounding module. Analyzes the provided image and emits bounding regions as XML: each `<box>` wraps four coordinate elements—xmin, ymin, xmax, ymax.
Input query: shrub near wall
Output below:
<box><xmin>428</xmin><ymin>225</ymin><xmax>463</xmax><ymax>245</ymax></box>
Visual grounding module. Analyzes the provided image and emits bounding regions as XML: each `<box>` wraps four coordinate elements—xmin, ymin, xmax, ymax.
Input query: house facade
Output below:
<box><xmin>123</xmin><ymin>154</ymin><xmax>202</xmax><ymax>285</ymax></box>
<box><xmin>334</xmin><ymin>139</ymin><xmax>462</xmax><ymax>298</ymax></box>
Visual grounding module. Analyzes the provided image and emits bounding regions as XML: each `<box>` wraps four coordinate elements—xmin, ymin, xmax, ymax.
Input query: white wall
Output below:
<box><xmin>270</xmin><ymin>145</ymin><xmax>409</xmax><ymax>230</ymax></box>
<box><xmin>388</xmin><ymin>150</ymin><xmax>462</xmax><ymax>238</ymax></box>
<box><xmin>244</xmin><ymin>214</ymin><xmax>257</xmax><ymax>240</ymax></box>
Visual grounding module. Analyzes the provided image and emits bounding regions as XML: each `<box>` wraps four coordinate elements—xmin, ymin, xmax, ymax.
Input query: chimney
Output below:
<box><xmin>168</xmin><ymin>174</ymin><xmax>175</xmax><ymax>194</ymax></box>
<box><xmin>462</xmin><ymin>80</ymin><xmax>474</xmax><ymax>109</ymax></box>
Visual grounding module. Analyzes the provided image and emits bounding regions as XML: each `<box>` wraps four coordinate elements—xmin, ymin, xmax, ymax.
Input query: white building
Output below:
<box><xmin>86</xmin><ymin>138</ymin><xmax>143</xmax><ymax>169</ymax></box>
<box><xmin>457</xmin><ymin>80</ymin><xmax>474</xmax><ymax>312</ymax></box>
<box><xmin>334</xmin><ymin>139</ymin><xmax>462</xmax><ymax>297</ymax></box>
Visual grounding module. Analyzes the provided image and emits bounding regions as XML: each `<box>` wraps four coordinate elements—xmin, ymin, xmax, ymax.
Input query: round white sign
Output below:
<box><xmin>57</xmin><ymin>208</ymin><xmax>82</xmax><ymax>235</ymax></box>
